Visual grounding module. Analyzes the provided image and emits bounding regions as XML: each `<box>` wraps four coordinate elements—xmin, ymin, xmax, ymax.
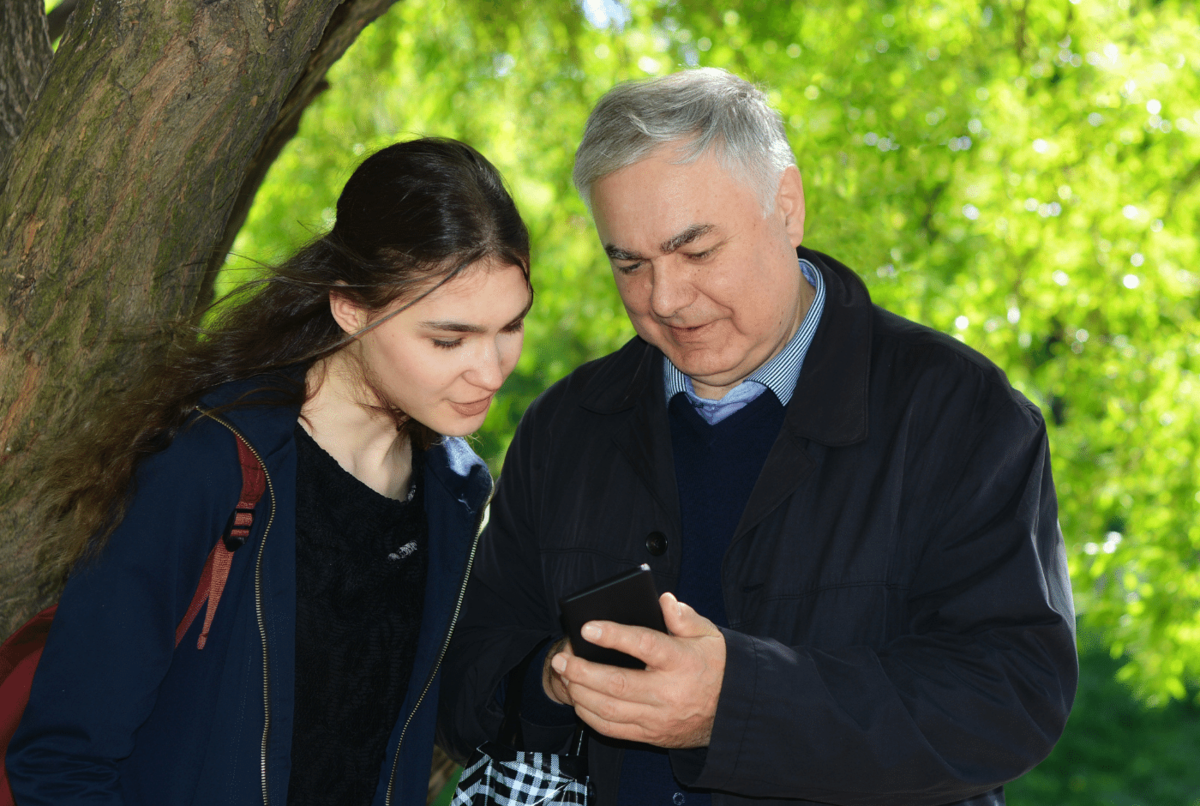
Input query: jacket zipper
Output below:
<box><xmin>384</xmin><ymin>481</ymin><xmax>493</xmax><ymax>806</ymax></box>
<box><xmin>197</xmin><ymin>409</ymin><xmax>278</xmax><ymax>805</ymax></box>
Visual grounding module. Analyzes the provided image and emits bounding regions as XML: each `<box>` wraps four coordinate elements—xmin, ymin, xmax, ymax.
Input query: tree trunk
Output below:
<box><xmin>0</xmin><ymin>0</ymin><xmax>398</xmax><ymax>632</ymax></box>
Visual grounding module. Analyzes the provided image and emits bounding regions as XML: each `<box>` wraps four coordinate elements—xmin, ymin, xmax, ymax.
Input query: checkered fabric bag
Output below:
<box><xmin>451</xmin><ymin>742</ymin><xmax>589</xmax><ymax>806</ymax></box>
<box><xmin>452</xmin><ymin>640</ymin><xmax>590</xmax><ymax>806</ymax></box>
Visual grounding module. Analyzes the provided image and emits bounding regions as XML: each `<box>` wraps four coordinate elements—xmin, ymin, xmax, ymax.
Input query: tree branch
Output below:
<box><xmin>1013</xmin><ymin>0</ymin><xmax>1028</xmax><ymax>63</ymax></box>
<box><xmin>197</xmin><ymin>0</ymin><xmax>400</xmax><ymax>310</ymax></box>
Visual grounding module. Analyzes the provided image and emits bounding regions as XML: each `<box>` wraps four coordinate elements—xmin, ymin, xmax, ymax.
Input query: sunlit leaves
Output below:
<box><xmin>222</xmin><ymin>0</ymin><xmax>1200</xmax><ymax>702</ymax></box>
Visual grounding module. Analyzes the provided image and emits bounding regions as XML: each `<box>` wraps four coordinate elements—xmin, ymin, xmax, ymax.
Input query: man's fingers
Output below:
<box><xmin>571</xmin><ymin>699</ymin><xmax>654</xmax><ymax>745</ymax></box>
<box><xmin>549</xmin><ymin>595</ymin><xmax>724</xmax><ymax>749</ymax></box>
<box><xmin>545</xmin><ymin>637</ymin><xmax>576</xmax><ymax>705</ymax></box>
<box><xmin>552</xmin><ymin>651</ymin><xmax>655</xmax><ymax>705</ymax></box>
<box><xmin>569</xmin><ymin>690</ymin><xmax>710</xmax><ymax>749</ymax></box>
<box><xmin>579</xmin><ymin>620</ymin><xmax>674</xmax><ymax>668</ymax></box>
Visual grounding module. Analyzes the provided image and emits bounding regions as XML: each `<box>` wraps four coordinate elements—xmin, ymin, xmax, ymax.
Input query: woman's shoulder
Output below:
<box><xmin>193</xmin><ymin>371</ymin><xmax>305</xmax><ymax>462</ymax></box>
<box><xmin>116</xmin><ymin>375</ymin><xmax>301</xmax><ymax>529</ymax></box>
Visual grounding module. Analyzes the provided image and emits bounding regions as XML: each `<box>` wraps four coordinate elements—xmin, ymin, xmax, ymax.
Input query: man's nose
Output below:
<box><xmin>648</xmin><ymin>259</ymin><xmax>696</xmax><ymax>319</ymax></box>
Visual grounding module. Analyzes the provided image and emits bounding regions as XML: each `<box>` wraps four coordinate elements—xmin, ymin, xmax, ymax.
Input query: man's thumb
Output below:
<box><xmin>660</xmin><ymin>592</ymin><xmax>709</xmax><ymax>637</ymax></box>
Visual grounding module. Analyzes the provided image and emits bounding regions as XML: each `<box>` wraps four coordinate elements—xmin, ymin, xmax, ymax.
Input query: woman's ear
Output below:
<box><xmin>329</xmin><ymin>286</ymin><xmax>367</xmax><ymax>337</ymax></box>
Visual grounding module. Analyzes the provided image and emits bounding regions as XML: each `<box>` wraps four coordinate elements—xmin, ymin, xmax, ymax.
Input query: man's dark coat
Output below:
<box><xmin>438</xmin><ymin>248</ymin><xmax>1077</xmax><ymax>806</ymax></box>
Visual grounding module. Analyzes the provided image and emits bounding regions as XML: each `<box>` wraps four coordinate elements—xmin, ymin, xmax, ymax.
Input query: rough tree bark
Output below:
<box><xmin>0</xmin><ymin>0</ymin><xmax>400</xmax><ymax>632</ymax></box>
<box><xmin>0</xmin><ymin>4</ymin><xmax>471</xmax><ymax>795</ymax></box>
<box><xmin>0</xmin><ymin>0</ymin><xmax>54</xmax><ymax>168</ymax></box>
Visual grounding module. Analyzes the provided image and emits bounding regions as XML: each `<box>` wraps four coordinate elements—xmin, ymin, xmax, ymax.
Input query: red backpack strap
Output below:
<box><xmin>175</xmin><ymin>434</ymin><xmax>266</xmax><ymax>649</ymax></box>
<box><xmin>0</xmin><ymin>605</ymin><xmax>57</xmax><ymax>738</ymax></box>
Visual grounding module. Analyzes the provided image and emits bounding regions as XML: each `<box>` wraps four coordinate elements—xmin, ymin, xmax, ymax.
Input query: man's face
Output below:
<box><xmin>590</xmin><ymin>145</ymin><xmax>808</xmax><ymax>399</ymax></box>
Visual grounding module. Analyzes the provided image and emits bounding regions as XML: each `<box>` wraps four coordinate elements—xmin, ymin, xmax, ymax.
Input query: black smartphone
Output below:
<box><xmin>558</xmin><ymin>564</ymin><xmax>668</xmax><ymax>669</ymax></box>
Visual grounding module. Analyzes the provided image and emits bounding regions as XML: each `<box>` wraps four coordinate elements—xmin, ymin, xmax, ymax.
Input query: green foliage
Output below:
<box><xmin>222</xmin><ymin>0</ymin><xmax>1200</xmax><ymax>704</ymax></box>
<box><xmin>1007</xmin><ymin>635</ymin><xmax>1200</xmax><ymax>805</ymax></box>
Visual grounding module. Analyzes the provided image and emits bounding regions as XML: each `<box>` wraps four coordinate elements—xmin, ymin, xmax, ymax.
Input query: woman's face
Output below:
<box><xmin>337</xmin><ymin>259</ymin><xmax>531</xmax><ymax>437</ymax></box>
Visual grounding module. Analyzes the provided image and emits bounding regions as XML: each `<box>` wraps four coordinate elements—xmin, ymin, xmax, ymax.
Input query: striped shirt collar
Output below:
<box><xmin>663</xmin><ymin>258</ymin><xmax>825</xmax><ymax>411</ymax></box>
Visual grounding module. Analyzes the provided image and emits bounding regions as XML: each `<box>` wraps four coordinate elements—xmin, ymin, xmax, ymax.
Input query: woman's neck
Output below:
<box><xmin>299</xmin><ymin>357</ymin><xmax>413</xmax><ymax>499</ymax></box>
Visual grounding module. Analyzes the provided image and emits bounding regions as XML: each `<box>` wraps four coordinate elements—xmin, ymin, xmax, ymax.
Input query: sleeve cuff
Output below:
<box><xmin>671</xmin><ymin>627</ymin><xmax>757</xmax><ymax>790</ymax></box>
<box><xmin>518</xmin><ymin>638</ymin><xmax>576</xmax><ymax>729</ymax></box>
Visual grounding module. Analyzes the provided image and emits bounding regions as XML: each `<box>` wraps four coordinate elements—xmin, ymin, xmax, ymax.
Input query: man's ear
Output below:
<box><xmin>329</xmin><ymin>286</ymin><xmax>367</xmax><ymax>337</ymax></box>
<box><xmin>775</xmin><ymin>165</ymin><xmax>806</xmax><ymax>247</ymax></box>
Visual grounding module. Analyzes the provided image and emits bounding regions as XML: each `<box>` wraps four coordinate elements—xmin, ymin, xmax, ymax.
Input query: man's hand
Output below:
<box><xmin>544</xmin><ymin>592</ymin><xmax>725</xmax><ymax>748</ymax></box>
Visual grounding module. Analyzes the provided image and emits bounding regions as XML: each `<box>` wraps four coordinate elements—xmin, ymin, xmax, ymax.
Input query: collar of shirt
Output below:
<box><xmin>663</xmin><ymin>259</ymin><xmax>826</xmax><ymax>424</ymax></box>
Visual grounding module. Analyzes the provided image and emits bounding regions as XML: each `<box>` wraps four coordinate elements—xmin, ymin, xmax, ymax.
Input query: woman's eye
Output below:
<box><xmin>432</xmin><ymin>338</ymin><xmax>463</xmax><ymax>349</ymax></box>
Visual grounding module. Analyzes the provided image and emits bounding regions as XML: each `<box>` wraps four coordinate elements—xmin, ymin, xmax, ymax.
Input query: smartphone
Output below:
<box><xmin>558</xmin><ymin>564</ymin><xmax>668</xmax><ymax>669</ymax></box>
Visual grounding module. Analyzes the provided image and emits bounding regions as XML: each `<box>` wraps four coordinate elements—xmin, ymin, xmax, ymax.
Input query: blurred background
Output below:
<box><xmin>214</xmin><ymin>1</ymin><xmax>1200</xmax><ymax>802</ymax></box>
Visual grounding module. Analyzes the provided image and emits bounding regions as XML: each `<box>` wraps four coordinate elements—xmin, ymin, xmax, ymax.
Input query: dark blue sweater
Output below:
<box><xmin>616</xmin><ymin>391</ymin><xmax>786</xmax><ymax>806</ymax></box>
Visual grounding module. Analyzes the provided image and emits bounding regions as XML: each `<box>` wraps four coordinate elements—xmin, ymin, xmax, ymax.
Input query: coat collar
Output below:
<box><xmin>783</xmin><ymin>247</ymin><xmax>872</xmax><ymax>447</ymax></box>
<box><xmin>196</xmin><ymin>371</ymin><xmax>304</xmax><ymax>462</ymax></box>
<box><xmin>577</xmin><ymin>246</ymin><xmax>872</xmax><ymax>448</ymax></box>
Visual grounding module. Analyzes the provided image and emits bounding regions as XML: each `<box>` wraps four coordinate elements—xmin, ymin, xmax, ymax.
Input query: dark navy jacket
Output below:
<box><xmin>438</xmin><ymin>249</ymin><xmax>1077</xmax><ymax>806</ymax></box>
<box><xmin>7</xmin><ymin>377</ymin><xmax>493</xmax><ymax>805</ymax></box>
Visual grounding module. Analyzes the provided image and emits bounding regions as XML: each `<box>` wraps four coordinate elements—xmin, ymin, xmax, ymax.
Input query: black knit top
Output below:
<box><xmin>287</xmin><ymin>424</ymin><xmax>429</xmax><ymax>806</ymax></box>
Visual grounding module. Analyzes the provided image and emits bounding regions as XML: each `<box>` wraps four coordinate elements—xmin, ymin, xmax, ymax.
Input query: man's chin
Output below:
<box><xmin>667</xmin><ymin>358</ymin><xmax>745</xmax><ymax>393</ymax></box>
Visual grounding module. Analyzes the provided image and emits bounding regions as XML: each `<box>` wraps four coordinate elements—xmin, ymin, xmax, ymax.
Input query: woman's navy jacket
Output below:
<box><xmin>7</xmin><ymin>376</ymin><xmax>493</xmax><ymax>805</ymax></box>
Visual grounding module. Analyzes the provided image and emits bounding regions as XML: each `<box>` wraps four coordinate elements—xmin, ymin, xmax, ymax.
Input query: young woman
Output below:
<box><xmin>5</xmin><ymin>138</ymin><xmax>533</xmax><ymax>806</ymax></box>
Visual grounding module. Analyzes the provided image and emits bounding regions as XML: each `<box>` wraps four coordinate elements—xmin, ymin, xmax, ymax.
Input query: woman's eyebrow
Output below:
<box><xmin>419</xmin><ymin>320</ymin><xmax>486</xmax><ymax>333</ymax></box>
<box><xmin>419</xmin><ymin>295</ymin><xmax>532</xmax><ymax>334</ymax></box>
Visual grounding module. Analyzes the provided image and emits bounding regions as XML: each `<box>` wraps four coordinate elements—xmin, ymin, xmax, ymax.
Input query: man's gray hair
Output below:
<box><xmin>573</xmin><ymin>68</ymin><xmax>796</xmax><ymax>212</ymax></box>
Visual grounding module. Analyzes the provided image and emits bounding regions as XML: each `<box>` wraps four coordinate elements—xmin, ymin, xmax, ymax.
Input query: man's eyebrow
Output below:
<box><xmin>604</xmin><ymin>224</ymin><xmax>716</xmax><ymax>263</ymax></box>
<box><xmin>660</xmin><ymin>224</ymin><xmax>714</xmax><ymax>254</ymax></box>
<box><xmin>604</xmin><ymin>244</ymin><xmax>644</xmax><ymax>262</ymax></box>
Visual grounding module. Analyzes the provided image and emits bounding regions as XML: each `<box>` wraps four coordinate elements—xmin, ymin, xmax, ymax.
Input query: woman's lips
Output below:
<box><xmin>451</xmin><ymin>396</ymin><xmax>492</xmax><ymax>417</ymax></box>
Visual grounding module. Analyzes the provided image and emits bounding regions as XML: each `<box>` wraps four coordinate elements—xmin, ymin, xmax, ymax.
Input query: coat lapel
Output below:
<box><xmin>581</xmin><ymin>338</ymin><xmax>682</xmax><ymax>531</ymax></box>
<box><xmin>732</xmin><ymin>249</ymin><xmax>874</xmax><ymax>541</ymax></box>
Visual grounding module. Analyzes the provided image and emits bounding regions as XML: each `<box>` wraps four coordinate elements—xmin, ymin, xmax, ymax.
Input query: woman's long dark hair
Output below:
<box><xmin>37</xmin><ymin>138</ymin><xmax>530</xmax><ymax>581</ymax></box>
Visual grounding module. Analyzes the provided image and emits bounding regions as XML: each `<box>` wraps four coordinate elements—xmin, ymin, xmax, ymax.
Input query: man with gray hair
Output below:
<box><xmin>440</xmin><ymin>68</ymin><xmax>1076</xmax><ymax>806</ymax></box>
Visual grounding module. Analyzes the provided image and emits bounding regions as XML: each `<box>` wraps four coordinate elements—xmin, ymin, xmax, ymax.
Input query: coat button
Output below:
<box><xmin>645</xmin><ymin>531</ymin><xmax>667</xmax><ymax>556</ymax></box>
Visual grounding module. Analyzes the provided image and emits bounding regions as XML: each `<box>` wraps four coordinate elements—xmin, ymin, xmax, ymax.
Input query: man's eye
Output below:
<box><xmin>614</xmin><ymin>261</ymin><xmax>643</xmax><ymax>275</ymax></box>
<box><xmin>687</xmin><ymin>248</ymin><xmax>715</xmax><ymax>261</ymax></box>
